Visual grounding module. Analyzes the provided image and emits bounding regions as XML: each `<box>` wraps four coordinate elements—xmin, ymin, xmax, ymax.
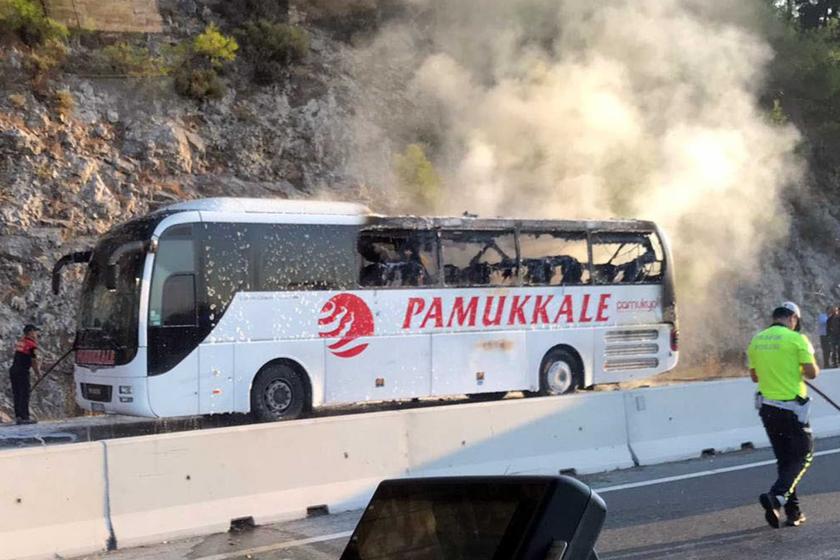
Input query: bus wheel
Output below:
<box><xmin>539</xmin><ymin>348</ymin><xmax>581</xmax><ymax>396</ymax></box>
<box><xmin>251</xmin><ymin>364</ymin><xmax>307</xmax><ymax>422</ymax></box>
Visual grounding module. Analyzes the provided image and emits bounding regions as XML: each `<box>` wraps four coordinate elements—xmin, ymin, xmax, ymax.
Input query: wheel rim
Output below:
<box><xmin>264</xmin><ymin>379</ymin><xmax>293</xmax><ymax>414</ymax></box>
<box><xmin>546</xmin><ymin>361</ymin><xmax>573</xmax><ymax>394</ymax></box>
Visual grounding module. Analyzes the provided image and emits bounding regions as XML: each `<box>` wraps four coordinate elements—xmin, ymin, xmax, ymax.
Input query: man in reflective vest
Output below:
<box><xmin>8</xmin><ymin>324</ymin><xmax>41</xmax><ymax>425</ymax></box>
<box><xmin>747</xmin><ymin>302</ymin><xmax>819</xmax><ymax>528</ymax></box>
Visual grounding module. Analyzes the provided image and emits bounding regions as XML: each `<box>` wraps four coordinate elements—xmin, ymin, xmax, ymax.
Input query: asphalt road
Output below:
<box><xmin>71</xmin><ymin>435</ymin><xmax>840</xmax><ymax>560</ymax></box>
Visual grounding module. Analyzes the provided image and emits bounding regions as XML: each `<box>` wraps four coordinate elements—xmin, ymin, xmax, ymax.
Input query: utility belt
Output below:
<box><xmin>755</xmin><ymin>393</ymin><xmax>811</xmax><ymax>425</ymax></box>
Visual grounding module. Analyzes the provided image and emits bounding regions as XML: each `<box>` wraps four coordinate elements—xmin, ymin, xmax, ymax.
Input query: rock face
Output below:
<box><xmin>0</xmin><ymin>9</ymin><xmax>382</xmax><ymax>418</ymax></box>
<box><xmin>1</xmin><ymin>2</ymin><xmax>839</xmax><ymax>420</ymax></box>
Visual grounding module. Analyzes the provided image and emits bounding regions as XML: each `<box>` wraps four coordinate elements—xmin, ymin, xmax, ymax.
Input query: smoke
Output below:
<box><xmin>344</xmin><ymin>0</ymin><xmax>803</xmax><ymax>365</ymax></box>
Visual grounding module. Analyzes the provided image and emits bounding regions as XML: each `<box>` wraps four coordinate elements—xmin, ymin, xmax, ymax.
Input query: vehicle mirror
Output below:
<box><xmin>105</xmin><ymin>264</ymin><xmax>118</xmax><ymax>291</ymax></box>
<box><xmin>340</xmin><ymin>475</ymin><xmax>606</xmax><ymax>560</ymax></box>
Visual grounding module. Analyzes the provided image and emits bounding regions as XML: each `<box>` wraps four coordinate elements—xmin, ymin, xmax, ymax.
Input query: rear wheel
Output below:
<box><xmin>539</xmin><ymin>348</ymin><xmax>582</xmax><ymax>396</ymax></box>
<box><xmin>251</xmin><ymin>363</ymin><xmax>307</xmax><ymax>422</ymax></box>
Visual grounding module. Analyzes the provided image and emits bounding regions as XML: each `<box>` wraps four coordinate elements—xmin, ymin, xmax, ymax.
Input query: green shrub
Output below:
<box><xmin>8</xmin><ymin>93</ymin><xmax>26</xmax><ymax>108</ymax></box>
<box><xmin>192</xmin><ymin>23</ymin><xmax>238</xmax><ymax>67</ymax></box>
<box><xmin>238</xmin><ymin>19</ymin><xmax>309</xmax><ymax>84</ymax></box>
<box><xmin>27</xmin><ymin>37</ymin><xmax>68</xmax><ymax>74</ymax></box>
<box><xmin>174</xmin><ymin>67</ymin><xmax>226</xmax><ymax>100</ymax></box>
<box><xmin>172</xmin><ymin>24</ymin><xmax>238</xmax><ymax>101</ymax></box>
<box><xmin>101</xmin><ymin>42</ymin><xmax>166</xmax><ymax>77</ymax></box>
<box><xmin>0</xmin><ymin>0</ymin><xmax>68</xmax><ymax>47</ymax></box>
<box><xmin>394</xmin><ymin>144</ymin><xmax>441</xmax><ymax>212</ymax></box>
<box><xmin>54</xmin><ymin>88</ymin><xmax>74</xmax><ymax>116</ymax></box>
<box><xmin>215</xmin><ymin>0</ymin><xmax>289</xmax><ymax>26</ymax></box>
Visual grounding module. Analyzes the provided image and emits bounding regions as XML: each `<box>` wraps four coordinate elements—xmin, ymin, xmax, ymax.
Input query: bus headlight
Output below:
<box><xmin>118</xmin><ymin>385</ymin><xmax>133</xmax><ymax>395</ymax></box>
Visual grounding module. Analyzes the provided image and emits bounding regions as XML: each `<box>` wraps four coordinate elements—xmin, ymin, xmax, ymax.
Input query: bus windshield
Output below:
<box><xmin>78</xmin><ymin>217</ymin><xmax>160</xmax><ymax>361</ymax></box>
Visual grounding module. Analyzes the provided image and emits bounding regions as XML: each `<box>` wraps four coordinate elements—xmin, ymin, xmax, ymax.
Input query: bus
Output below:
<box><xmin>54</xmin><ymin>198</ymin><xmax>678</xmax><ymax>421</ymax></box>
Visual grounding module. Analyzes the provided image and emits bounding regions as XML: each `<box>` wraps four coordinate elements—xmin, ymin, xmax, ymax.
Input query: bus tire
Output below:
<box><xmin>251</xmin><ymin>363</ymin><xmax>307</xmax><ymax>422</ymax></box>
<box><xmin>539</xmin><ymin>348</ymin><xmax>582</xmax><ymax>396</ymax></box>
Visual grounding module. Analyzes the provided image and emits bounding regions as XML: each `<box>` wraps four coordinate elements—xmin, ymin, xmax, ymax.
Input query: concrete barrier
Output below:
<box><xmin>406</xmin><ymin>392</ymin><xmax>634</xmax><ymax>477</ymax></box>
<box><xmin>0</xmin><ymin>442</ymin><xmax>110</xmax><ymax>560</ymax></box>
<box><xmin>809</xmin><ymin>370</ymin><xmax>840</xmax><ymax>439</ymax></box>
<box><xmin>4</xmin><ymin>374</ymin><xmax>839</xmax><ymax>555</ymax></box>
<box><xmin>104</xmin><ymin>392</ymin><xmax>634</xmax><ymax>548</ymax></box>
<box><xmin>624</xmin><ymin>379</ymin><xmax>769</xmax><ymax>465</ymax></box>
<box><xmin>625</xmin><ymin>371</ymin><xmax>840</xmax><ymax>465</ymax></box>
<box><xmin>104</xmin><ymin>412</ymin><xmax>411</xmax><ymax>548</ymax></box>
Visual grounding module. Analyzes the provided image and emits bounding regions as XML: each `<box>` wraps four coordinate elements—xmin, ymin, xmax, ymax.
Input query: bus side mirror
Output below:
<box><xmin>105</xmin><ymin>264</ymin><xmax>118</xmax><ymax>291</ymax></box>
<box><xmin>340</xmin><ymin>475</ymin><xmax>606</xmax><ymax>560</ymax></box>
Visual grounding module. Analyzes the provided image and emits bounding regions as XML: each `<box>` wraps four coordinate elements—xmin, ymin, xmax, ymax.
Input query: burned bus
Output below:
<box><xmin>54</xmin><ymin>198</ymin><xmax>678</xmax><ymax>421</ymax></box>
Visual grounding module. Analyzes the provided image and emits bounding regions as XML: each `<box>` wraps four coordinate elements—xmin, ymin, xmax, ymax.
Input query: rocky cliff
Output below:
<box><xmin>2</xmin><ymin>0</ymin><xmax>839</xmax><ymax>420</ymax></box>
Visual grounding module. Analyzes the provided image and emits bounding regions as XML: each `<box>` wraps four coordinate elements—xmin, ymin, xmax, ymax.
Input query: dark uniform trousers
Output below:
<box><xmin>760</xmin><ymin>404</ymin><xmax>814</xmax><ymax>515</ymax></box>
<box><xmin>9</xmin><ymin>367</ymin><xmax>31</xmax><ymax>421</ymax></box>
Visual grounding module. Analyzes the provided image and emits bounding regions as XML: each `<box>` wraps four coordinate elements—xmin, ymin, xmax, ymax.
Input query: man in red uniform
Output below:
<box><xmin>8</xmin><ymin>324</ymin><xmax>41</xmax><ymax>424</ymax></box>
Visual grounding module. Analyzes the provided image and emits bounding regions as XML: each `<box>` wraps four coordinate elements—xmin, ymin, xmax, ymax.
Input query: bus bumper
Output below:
<box><xmin>75</xmin><ymin>367</ymin><xmax>156</xmax><ymax>417</ymax></box>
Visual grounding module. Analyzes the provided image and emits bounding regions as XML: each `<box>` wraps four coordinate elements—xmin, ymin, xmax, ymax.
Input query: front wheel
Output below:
<box><xmin>539</xmin><ymin>349</ymin><xmax>582</xmax><ymax>396</ymax></box>
<box><xmin>251</xmin><ymin>364</ymin><xmax>307</xmax><ymax>422</ymax></box>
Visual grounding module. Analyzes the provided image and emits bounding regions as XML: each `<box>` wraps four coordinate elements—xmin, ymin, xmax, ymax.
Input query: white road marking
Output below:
<box><xmin>595</xmin><ymin>447</ymin><xmax>840</xmax><ymax>494</ymax></box>
<box><xmin>195</xmin><ymin>531</ymin><xmax>353</xmax><ymax>560</ymax></box>
<box><xmin>603</xmin><ymin>531</ymin><xmax>760</xmax><ymax>559</ymax></box>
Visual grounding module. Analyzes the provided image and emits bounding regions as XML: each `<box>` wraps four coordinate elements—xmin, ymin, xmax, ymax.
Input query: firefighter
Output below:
<box><xmin>747</xmin><ymin>302</ymin><xmax>818</xmax><ymax>528</ymax></box>
<box><xmin>8</xmin><ymin>324</ymin><xmax>41</xmax><ymax>425</ymax></box>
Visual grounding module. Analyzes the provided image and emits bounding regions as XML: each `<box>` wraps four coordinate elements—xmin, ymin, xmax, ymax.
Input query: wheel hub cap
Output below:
<box><xmin>265</xmin><ymin>380</ymin><xmax>292</xmax><ymax>413</ymax></box>
<box><xmin>547</xmin><ymin>361</ymin><xmax>572</xmax><ymax>394</ymax></box>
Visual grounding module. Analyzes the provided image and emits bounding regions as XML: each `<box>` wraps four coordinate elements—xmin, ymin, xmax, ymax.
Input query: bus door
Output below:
<box><xmin>431</xmin><ymin>230</ymin><xmax>529</xmax><ymax>396</ymax></box>
<box><xmin>196</xmin><ymin>222</ymin><xmax>252</xmax><ymax>414</ymax></box>
<box><xmin>147</xmin><ymin>222</ymin><xmax>203</xmax><ymax>416</ymax></box>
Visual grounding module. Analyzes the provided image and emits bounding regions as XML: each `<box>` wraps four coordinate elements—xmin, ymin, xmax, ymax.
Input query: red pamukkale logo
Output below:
<box><xmin>318</xmin><ymin>293</ymin><xmax>375</xmax><ymax>358</ymax></box>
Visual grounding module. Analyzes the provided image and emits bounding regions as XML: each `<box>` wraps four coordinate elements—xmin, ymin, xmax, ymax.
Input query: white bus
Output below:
<box><xmin>54</xmin><ymin>198</ymin><xmax>678</xmax><ymax>421</ymax></box>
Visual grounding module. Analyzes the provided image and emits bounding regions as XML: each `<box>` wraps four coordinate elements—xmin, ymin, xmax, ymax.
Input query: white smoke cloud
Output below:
<box><xmin>345</xmin><ymin>0</ymin><xmax>803</xmax><ymax>365</ymax></box>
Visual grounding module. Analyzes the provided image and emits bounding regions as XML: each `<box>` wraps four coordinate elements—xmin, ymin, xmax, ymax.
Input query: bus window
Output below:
<box><xmin>202</xmin><ymin>223</ymin><xmax>252</xmax><ymax>324</ymax></box>
<box><xmin>591</xmin><ymin>231</ymin><xmax>664</xmax><ymax>285</ymax></box>
<box><xmin>149</xmin><ymin>224</ymin><xmax>197</xmax><ymax>327</ymax></box>
<box><xmin>519</xmin><ymin>231</ymin><xmax>589</xmax><ymax>286</ymax></box>
<box><xmin>160</xmin><ymin>274</ymin><xmax>197</xmax><ymax>326</ymax></box>
<box><xmin>255</xmin><ymin>224</ymin><xmax>356</xmax><ymax>291</ymax></box>
<box><xmin>358</xmin><ymin>230</ymin><xmax>438</xmax><ymax>288</ymax></box>
<box><xmin>441</xmin><ymin>231</ymin><xmax>517</xmax><ymax>287</ymax></box>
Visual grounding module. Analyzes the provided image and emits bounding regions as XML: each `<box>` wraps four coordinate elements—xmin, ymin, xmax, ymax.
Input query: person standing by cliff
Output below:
<box><xmin>8</xmin><ymin>324</ymin><xmax>41</xmax><ymax>425</ymax></box>
<box><xmin>818</xmin><ymin>307</ymin><xmax>831</xmax><ymax>367</ymax></box>
<box><xmin>827</xmin><ymin>306</ymin><xmax>840</xmax><ymax>367</ymax></box>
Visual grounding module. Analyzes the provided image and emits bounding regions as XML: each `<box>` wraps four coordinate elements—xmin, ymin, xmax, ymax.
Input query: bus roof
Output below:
<box><xmin>153</xmin><ymin>198</ymin><xmax>658</xmax><ymax>232</ymax></box>
<box><xmin>368</xmin><ymin>215</ymin><xmax>660</xmax><ymax>232</ymax></box>
<box><xmin>157</xmin><ymin>198</ymin><xmax>372</xmax><ymax>217</ymax></box>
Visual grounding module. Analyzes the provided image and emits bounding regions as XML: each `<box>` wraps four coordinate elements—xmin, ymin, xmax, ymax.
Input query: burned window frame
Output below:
<box><xmin>589</xmin><ymin>230</ymin><xmax>665</xmax><ymax>285</ymax></box>
<box><xmin>439</xmin><ymin>229</ymin><xmax>519</xmax><ymax>288</ymax></box>
<box><xmin>518</xmin><ymin>229</ymin><xmax>591</xmax><ymax>286</ymax></box>
<box><xmin>356</xmin><ymin>228</ymin><xmax>440</xmax><ymax>289</ymax></box>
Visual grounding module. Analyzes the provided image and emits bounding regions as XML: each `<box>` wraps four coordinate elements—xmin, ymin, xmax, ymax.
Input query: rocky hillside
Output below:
<box><xmin>2</xmin><ymin>0</ymin><xmax>840</xmax><ymax>420</ymax></box>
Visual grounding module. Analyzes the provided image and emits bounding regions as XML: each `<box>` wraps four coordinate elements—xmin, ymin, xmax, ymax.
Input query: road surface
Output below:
<box><xmin>71</xmin><ymin>435</ymin><xmax>840</xmax><ymax>560</ymax></box>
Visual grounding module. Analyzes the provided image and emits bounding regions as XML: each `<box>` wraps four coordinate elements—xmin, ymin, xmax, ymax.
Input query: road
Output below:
<box><xmin>71</xmin><ymin>435</ymin><xmax>840</xmax><ymax>560</ymax></box>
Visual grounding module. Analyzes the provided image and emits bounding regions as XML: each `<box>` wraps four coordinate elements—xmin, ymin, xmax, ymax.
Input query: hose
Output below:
<box><xmin>30</xmin><ymin>347</ymin><xmax>74</xmax><ymax>392</ymax></box>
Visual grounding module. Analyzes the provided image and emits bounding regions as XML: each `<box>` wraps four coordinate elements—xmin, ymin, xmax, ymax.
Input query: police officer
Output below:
<box><xmin>747</xmin><ymin>302</ymin><xmax>819</xmax><ymax>528</ymax></box>
<box><xmin>8</xmin><ymin>324</ymin><xmax>41</xmax><ymax>425</ymax></box>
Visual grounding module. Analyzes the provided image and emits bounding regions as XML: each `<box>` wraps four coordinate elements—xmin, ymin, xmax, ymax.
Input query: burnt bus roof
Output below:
<box><xmin>366</xmin><ymin>215</ymin><xmax>660</xmax><ymax>232</ymax></box>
